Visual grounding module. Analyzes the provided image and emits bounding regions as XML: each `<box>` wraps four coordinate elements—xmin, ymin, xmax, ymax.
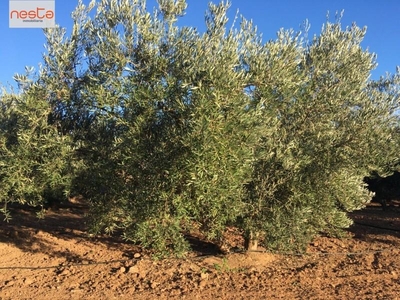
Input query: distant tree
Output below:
<box><xmin>32</xmin><ymin>0</ymin><xmax>400</xmax><ymax>256</ymax></box>
<box><xmin>0</xmin><ymin>73</ymin><xmax>75</xmax><ymax>220</ymax></box>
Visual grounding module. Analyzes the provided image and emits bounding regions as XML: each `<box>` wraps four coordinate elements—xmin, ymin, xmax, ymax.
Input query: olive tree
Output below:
<box><xmin>0</xmin><ymin>74</ymin><xmax>75</xmax><ymax>220</ymax></box>
<box><xmin>241</xmin><ymin>19</ymin><xmax>400</xmax><ymax>251</ymax></box>
<box><xmin>37</xmin><ymin>0</ymin><xmax>399</xmax><ymax>256</ymax></box>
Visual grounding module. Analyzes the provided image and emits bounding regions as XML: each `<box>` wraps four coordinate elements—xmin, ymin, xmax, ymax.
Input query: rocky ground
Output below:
<box><xmin>0</xmin><ymin>201</ymin><xmax>399</xmax><ymax>300</ymax></box>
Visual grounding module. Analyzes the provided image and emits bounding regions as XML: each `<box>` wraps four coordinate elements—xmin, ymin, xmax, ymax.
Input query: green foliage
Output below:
<box><xmin>2</xmin><ymin>0</ymin><xmax>399</xmax><ymax>256</ymax></box>
<box><xmin>0</xmin><ymin>78</ymin><xmax>75</xmax><ymax>220</ymax></box>
<box><xmin>127</xmin><ymin>215</ymin><xmax>190</xmax><ymax>259</ymax></box>
<box><xmin>240</xmin><ymin>19</ymin><xmax>400</xmax><ymax>251</ymax></box>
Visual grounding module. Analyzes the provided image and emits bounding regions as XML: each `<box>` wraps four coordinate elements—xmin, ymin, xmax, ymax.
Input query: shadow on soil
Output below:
<box><xmin>1</xmin><ymin>201</ymin><xmax>399</xmax><ymax>260</ymax></box>
<box><xmin>0</xmin><ymin>202</ymin><xmax>226</xmax><ymax>260</ymax></box>
<box><xmin>0</xmin><ymin>203</ymin><xmax>143</xmax><ymax>263</ymax></box>
<box><xmin>348</xmin><ymin>201</ymin><xmax>400</xmax><ymax>245</ymax></box>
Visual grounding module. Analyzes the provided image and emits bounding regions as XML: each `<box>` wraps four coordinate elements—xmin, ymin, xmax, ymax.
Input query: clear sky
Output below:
<box><xmin>1</xmin><ymin>0</ymin><xmax>399</xmax><ymax>88</ymax></box>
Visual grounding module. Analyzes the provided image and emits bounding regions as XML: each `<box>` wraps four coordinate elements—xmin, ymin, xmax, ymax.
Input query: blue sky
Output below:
<box><xmin>1</xmin><ymin>0</ymin><xmax>399</xmax><ymax>88</ymax></box>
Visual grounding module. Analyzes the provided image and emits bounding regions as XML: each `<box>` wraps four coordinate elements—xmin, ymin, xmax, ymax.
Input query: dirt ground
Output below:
<box><xmin>0</xmin><ymin>201</ymin><xmax>399</xmax><ymax>300</ymax></box>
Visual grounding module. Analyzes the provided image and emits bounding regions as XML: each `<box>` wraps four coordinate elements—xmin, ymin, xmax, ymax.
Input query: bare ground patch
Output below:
<box><xmin>0</xmin><ymin>202</ymin><xmax>399</xmax><ymax>299</ymax></box>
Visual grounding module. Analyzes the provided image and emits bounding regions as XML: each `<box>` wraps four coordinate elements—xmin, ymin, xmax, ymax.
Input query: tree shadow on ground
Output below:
<box><xmin>0</xmin><ymin>202</ymin><xmax>226</xmax><ymax>261</ymax></box>
<box><xmin>2</xmin><ymin>201</ymin><xmax>398</xmax><ymax>261</ymax></box>
<box><xmin>348</xmin><ymin>201</ymin><xmax>400</xmax><ymax>244</ymax></box>
<box><xmin>0</xmin><ymin>203</ymin><xmax>142</xmax><ymax>263</ymax></box>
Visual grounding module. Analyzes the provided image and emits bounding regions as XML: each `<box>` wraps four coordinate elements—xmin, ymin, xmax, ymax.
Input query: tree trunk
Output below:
<box><xmin>244</xmin><ymin>230</ymin><xmax>259</xmax><ymax>251</ymax></box>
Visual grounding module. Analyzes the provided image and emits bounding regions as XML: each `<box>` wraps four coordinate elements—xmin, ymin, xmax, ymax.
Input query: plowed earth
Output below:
<box><xmin>0</xmin><ymin>201</ymin><xmax>399</xmax><ymax>300</ymax></box>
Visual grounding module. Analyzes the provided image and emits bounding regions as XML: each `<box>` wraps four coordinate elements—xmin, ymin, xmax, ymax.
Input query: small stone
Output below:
<box><xmin>249</xmin><ymin>267</ymin><xmax>257</xmax><ymax>273</ymax></box>
<box><xmin>133</xmin><ymin>253</ymin><xmax>141</xmax><ymax>259</ymax></box>
<box><xmin>119</xmin><ymin>266</ymin><xmax>127</xmax><ymax>273</ymax></box>
<box><xmin>188</xmin><ymin>263</ymin><xmax>201</xmax><ymax>272</ymax></box>
<box><xmin>200</xmin><ymin>272</ymin><xmax>208</xmax><ymax>280</ymax></box>
<box><xmin>149</xmin><ymin>281</ymin><xmax>158</xmax><ymax>289</ymax></box>
<box><xmin>24</xmin><ymin>278</ymin><xmax>34</xmax><ymax>285</ymax></box>
<box><xmin>5</xmin><ymin>280</ymin><xmax>15</xmax><ymax>286</ymax></box>
<box><xmin>199</xmin><ymin>280</ymin><xmax>207</xmax><ymax>289</ymax></box>
<box><xmin>60</xmin><ymin>269</ymin><xmax>71</xmax><ymax>276</ymax></box>
<box><xmin>128</xmin><ymin>265</ymin><xmax>139</xmax><ymax>274</ymax></box>
<box><xmin>70</xmin><ymin>282</ymin><xmax>79</xmax><ymax>288</ymax></box>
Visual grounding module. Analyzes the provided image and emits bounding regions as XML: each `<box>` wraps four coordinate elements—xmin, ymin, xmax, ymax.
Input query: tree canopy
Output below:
<box><xmin>1</xmin><ymin>0</ymin><xmax>399</xmax><ymax>257</ymax></box>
